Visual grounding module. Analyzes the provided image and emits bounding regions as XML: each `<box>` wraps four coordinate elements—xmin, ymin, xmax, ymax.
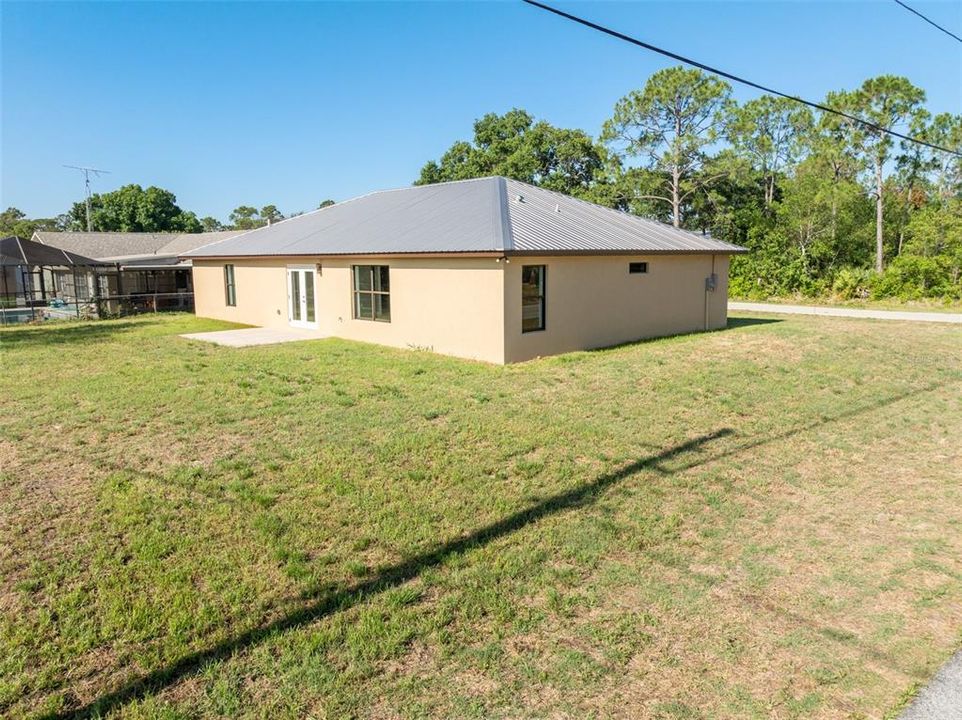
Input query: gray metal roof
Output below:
<box><xmin>186</xmin><ymin>177</ymin><xmax>746</xmax><ymax>258</ymax></box>
<box><xmin>503</xmin><ymin>179</ymin><xmax>744</xmax><ymax>254</ymax></box>
<box><xmin>33</xmin><ymin>230</ymin><xmax>244</xmax><ymax>262</ymax></box>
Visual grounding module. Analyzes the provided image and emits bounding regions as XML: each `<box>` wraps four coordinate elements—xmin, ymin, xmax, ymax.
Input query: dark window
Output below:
<box><xmin>521</xmin><ymin>265</ymin><xmax>545</xmax><ymax>333</ymax></box>
<box><xmin>353</xmin><ymin>265</ymin><xmax>390</xmax><ymax>322</ymax></box>
<box><xmin>224</xmin><ymin>264</ymin><xmax>236</xmax><ymax>306</ymax></box>
<box><xmin>629</xmin><ymin>262</ymin><xmax>648</xmax><ymax>274</ymax></box>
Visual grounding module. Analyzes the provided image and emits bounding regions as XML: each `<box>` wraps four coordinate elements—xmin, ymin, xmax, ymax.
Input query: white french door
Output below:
<box><xmin>287</xmin><ymin>266</ymin><xmax>317</xmax><ymax>329</ymax></box>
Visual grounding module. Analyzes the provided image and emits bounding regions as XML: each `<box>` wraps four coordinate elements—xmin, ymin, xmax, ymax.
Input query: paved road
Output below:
<box><xmin>730</xmin><ymin>301</ymin><xmax>962</xmax><ymax>324</ymax></box>
<box><xmin>899</xmin><ymin>650</ymin><xmax>962</xmax><ymax>719</ymax></box>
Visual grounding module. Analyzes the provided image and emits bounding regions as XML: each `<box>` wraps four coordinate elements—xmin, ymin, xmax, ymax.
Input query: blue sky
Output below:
<box><xmin>2</xmin><ymin>0</ymin><xmax>960</xmax><ymax>221</ymax></box>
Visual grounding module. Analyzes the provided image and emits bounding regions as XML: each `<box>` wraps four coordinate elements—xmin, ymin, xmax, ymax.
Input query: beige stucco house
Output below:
<box><xmin>186</xmin><ymin>177</ymin><xmax>746</xmax><ymax>364</ymax></box>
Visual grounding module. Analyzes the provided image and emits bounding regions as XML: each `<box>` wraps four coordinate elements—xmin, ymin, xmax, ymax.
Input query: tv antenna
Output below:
<box><xmin>64</xmin><ymin>165</ymin><xmax>110</xmax><ymax>231</ymax></box>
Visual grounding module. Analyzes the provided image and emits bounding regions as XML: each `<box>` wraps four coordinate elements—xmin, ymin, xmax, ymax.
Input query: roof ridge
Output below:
<box><xmin>39</xmin><ymin>230</ymin><xmax>185</xmax><ymax>236</ymax></box>
<box><xmin>35</xmin><ymin>229</ymin><xmax>243</xmax><ymax>244</ymax></box>
<box><xmin>495</xmin><ymin>177</ymin><xmax>513</xmax><ymax>252</ymax></box>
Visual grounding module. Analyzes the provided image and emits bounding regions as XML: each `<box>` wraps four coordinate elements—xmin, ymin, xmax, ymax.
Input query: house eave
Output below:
<box><xmin>502</xmin><ymin>248</ymin><xmax>749</xmax><ymax>257</ymax></box>
<box><xmin>184</xmin><ymin>247</ymin><xmax>747</xmax><ymax>261</ymax></box>
<box><xmin>183</xmin><ymin>251</ymin><xmax>508</xmax><ymax>261</ymax></box>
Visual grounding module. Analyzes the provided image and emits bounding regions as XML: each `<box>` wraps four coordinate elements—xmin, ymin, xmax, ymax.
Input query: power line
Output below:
<box><xmin>521</xmin><ymin>0</ymin><xmax>962</xmax><ymax>158</ymax></box>
<box><xmin>893</xmin><ymin>0</ymin><xmax>962</xmax><ymax>43</ymax></box>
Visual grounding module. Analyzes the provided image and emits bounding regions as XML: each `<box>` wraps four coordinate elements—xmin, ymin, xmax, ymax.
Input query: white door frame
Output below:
<box><xmin>286</xmin><ymin>265</ymin><xmax>318</xmax><ymax>329</ymax></box>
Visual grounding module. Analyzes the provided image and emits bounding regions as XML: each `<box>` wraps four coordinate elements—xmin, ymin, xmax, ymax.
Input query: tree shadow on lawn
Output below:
<box><xmin>48</xmin><ymin>429</ymin><xmax>733</xmax><ymax>719</ymax></box>
<box><xmin>47</xmin><ymin>377</ymin><xmax>949</xmax><ymax>719</ymax></box>
<box><xmin>0</xmin><ymin>319</ymin><xmax>163</xmax><ymax>350</ymax></box>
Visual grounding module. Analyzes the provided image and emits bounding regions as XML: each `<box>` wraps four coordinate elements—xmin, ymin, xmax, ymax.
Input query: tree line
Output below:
<box><xmin>0</xmin><ymin>189</ymin><xmax>338</xmax><ymax>237</ymax></box>
<box><xmin>4</xmin><ymin>66</ymin><xmax>959</xmax><ymax>300</ymax></box>
<box><xmin>417</xmin><ymin>68</ymin><xmax>961</xmax><ymax>301</ymax></box>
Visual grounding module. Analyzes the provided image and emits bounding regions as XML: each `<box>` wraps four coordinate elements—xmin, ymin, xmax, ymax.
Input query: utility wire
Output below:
<box><xmin>893</xmin><ymin>0</ymin><xmax>962</xmax><ymax>43</ymax></box>
<box><xmin>521</xmin><ymin>0</ymin><xmax>962</xmax><ymax>158</ymax></box>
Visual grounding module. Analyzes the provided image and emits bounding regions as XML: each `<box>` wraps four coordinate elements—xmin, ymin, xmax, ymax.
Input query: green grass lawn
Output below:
<box><xmin>2</xmin><ymin>312</ymin><xmax>961</xmax><ymax>719</ymax></box>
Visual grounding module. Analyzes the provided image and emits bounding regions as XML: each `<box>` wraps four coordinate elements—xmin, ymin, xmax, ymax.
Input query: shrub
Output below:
<box><xmin>831</xmin><ymin>267</ymin><xmax>873</xmax><ymax>300</ymax></box>
<box><xmin>870</xmin><ymin>255</ymin><xmax>959</xmax><ymax>300</ymax></box>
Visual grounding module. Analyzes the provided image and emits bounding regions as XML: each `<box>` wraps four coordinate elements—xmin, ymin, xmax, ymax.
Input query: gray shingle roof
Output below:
<box><xmin>185</xmin><ymin>177</ymin><xmax>747</xmax><ymax>258</ymax></box>
<box><xmin>33</xmin><ymin>230</ymin><xmax>244</xmax><ymax>262</ymax></box>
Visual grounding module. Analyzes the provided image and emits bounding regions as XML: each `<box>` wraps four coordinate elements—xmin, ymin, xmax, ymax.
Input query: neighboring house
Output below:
<box><xmin>33</xmin><ymin>230</ymin><xmax>243</xmax><ymax>311</ymax></box>
<box><xmin>186</xmin><ymin>177</ymin><xmax>747</xmax><ymax>363</ymax></box>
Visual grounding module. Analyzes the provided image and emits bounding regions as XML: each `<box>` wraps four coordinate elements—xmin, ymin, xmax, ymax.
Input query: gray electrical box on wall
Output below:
<box><xmin>705</xmin><ymin>273</ymin><xmax>718</xmax><ymax>292</ymax></box>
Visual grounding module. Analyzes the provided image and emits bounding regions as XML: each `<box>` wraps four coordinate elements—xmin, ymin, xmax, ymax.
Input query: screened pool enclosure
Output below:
<box><xmin>1</xmin><ymin>235</ymin><xmax>193</xmax><ymax>325</ymax></box>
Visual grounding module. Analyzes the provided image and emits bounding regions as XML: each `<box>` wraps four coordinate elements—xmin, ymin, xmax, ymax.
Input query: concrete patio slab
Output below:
<box><xmin>180</xmin><ymin>327</ymin><xmax>328</xmax><ymax>347</ymax></box>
